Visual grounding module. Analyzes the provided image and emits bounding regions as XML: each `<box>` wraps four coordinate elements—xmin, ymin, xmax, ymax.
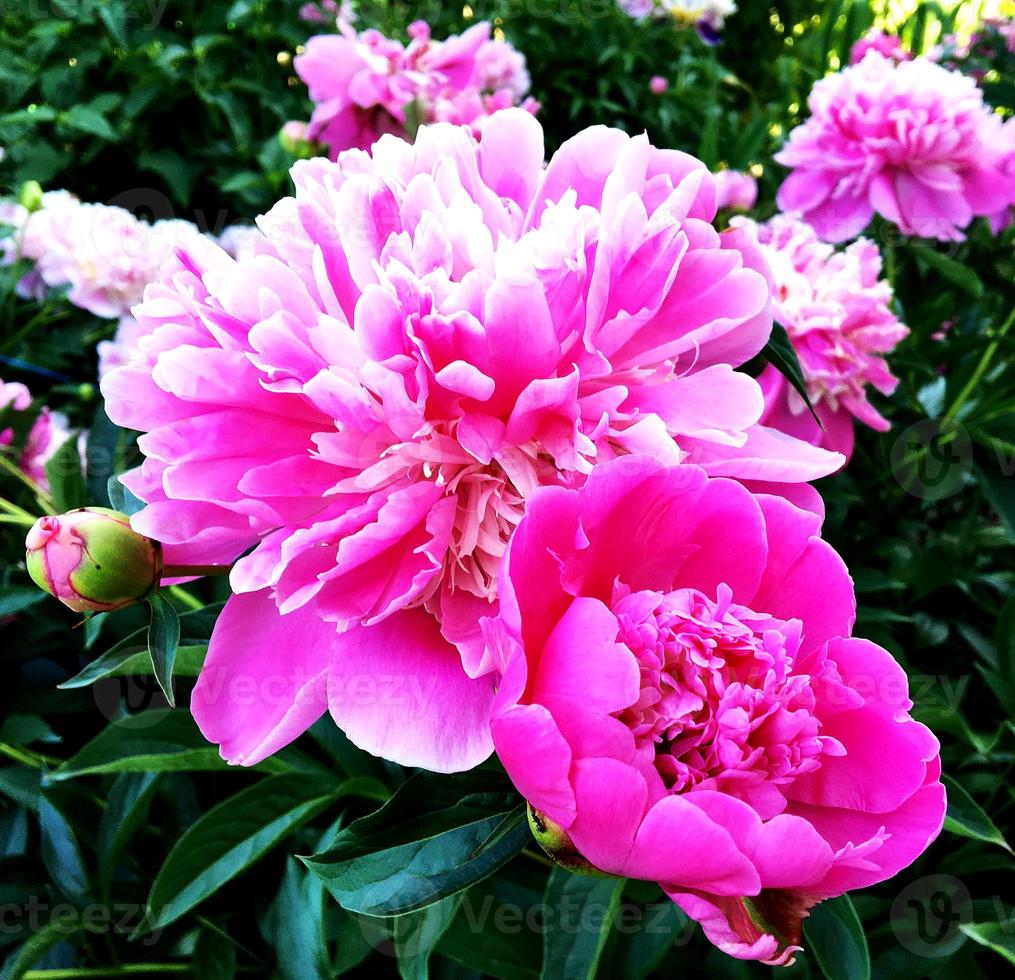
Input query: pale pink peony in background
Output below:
<box><xmin>102</xmin><ymin>111</ymin><xmax>840</xmax><ymax>772</ymax></box>
<box><xmin>849</xmin><ymin>30</ymin><xmax>910</xmax><ymax>65</ymax></box>
<box><xmin>738</xmin><ymin>214</ymin><xmax>908</xmax><ymax>460</ymax></box>
<box><xmin>294</xmin><ymin>20</ymin><xmax>536</xmax><ymax>159</ymax></box>
<box><xmin>2</xmin><ymin>192</ymin><xmax>207</xmax><ymax>319</ymax></box>
<box><xmin>1</xmin><ymin>379</ymin><xmax>74</xmax><ymax>489</ymax></box>
<box><xmin>490</xmin><ymin>456</ymin><xmax>944</xmax><ymax>964</ymax></box>
<box><xmin>776</xmin><ymin>52</ymin><xmax>1015</xmax><ymax>242</ymax></box>
<box><xmin>713</xmin><ymin>169</ymin><xmax>757</xmax><ymax>211</ymax></box>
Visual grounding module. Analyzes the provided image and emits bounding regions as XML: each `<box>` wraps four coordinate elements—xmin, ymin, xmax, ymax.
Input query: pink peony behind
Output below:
<box><xmin>1</xmin><ymin>378</ymin><xmax>74</xmax><ymax>489</ymax></box>
<box><xmin>295</xmin><ymin>20</ymin><xmax>537</xmax><ymax>159</ymax></box>
<box><xmin>739</xmin><ymin>214</ymin><xmax>908</xmax><ymax>460</ymax></box>
<box><xmin>849</xmin><ymin>30</ymin><xmax>910</xmax><ymax>65</ymax></box>
<box><xmin>102</xmin><ymin>112</ymin><xmax>841</xmax><ymax>772</ymax></box>
<box><xmin>714</xmin><ymin>169</ymin><xmax>758</xmax><ymax>211</ymax></box>
<box><xmin>776</xmin><ymin>52</ymin><xmax>1015</xmax><ymax>242</ymax></box>
<box><xmin>489</xmin><ymin>456</ymin><xmax>945</xmax><ymax>964</ymax></box>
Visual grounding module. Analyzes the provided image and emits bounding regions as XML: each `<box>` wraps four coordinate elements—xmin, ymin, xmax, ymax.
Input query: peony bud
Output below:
<box><xmin>25</xmin><ymin>508</ymin><xmax>162</xmax><ymax>613</ymax></box>
<box><xmin>278</xmin><ymin>120</ymin><xmax>319</xmax><ymax>159</ymax></box>
<box><xmin>18</xmin><ymin>180</ymin><xmax>44</xmax><ymax>213</ymax></box>
<box><xmin>649</xmin><ymin>75</ymin><xmax>669</xmax><ymax>95</ymax></box>
<box><xmin>527</xmin><ymin>805</ymin><xmax>613</xmax><ymax>877</ymax></box>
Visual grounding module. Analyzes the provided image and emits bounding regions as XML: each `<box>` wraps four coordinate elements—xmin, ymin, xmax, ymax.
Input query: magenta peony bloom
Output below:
<box><xmin>739</xmin><ymin>214</ymin><xmax>908</xmax><ymax>460</ymax></box>
<box><xmin>489</xmin><ymin>457</ymin><xmax>945</xmax><ymax>964</ymax></box>
<box><xmin>1</xmin><ymin>379</ymin><xmax>74</xmax><ymax>489</ymax></box>
<box><xmin>101</xmin><ymin>112</ymin><xmax>840</xmax><ymax>772</ymax></box>
<box><xmin>849</xmin><ymin>30</ymin><xmax>910</xmax><ymax>65</ymax></box>
<box><xmin>713</xmin><ymin>169</ymin><xmax>758</xmax><ymax>212</ymax></box>
<box><xmin>776</xmin><ymin>52</ymin><xmax>1015</xmax><ymax>242</ymax></box>
<box><xmin>295</xmin><ymin>20</ymin><xmax>536</xmax><ymax>160</ymax></box>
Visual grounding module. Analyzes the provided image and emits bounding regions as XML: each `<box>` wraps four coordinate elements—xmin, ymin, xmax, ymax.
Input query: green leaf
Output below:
<box><xmin>0</xmin><ymin>914</ymin><xmax>82</xmax><ymax>980</ymax></box>
<box><xmin>0</xmin><ymin>769</ymin><xmax>41</xmax><ymax>812</ymax></box>
<box><xmin>302</xmin><ymin>770</ymin><xmax>529</xmax><ymax>917</ymax></box>
<box><xmin>942</xmin><ymin>774</ymin><xmax>1012</xmax><ymax>853</ymax></box>
<box><xmin>0</xmin><ymin>587</ymin><xmax>45</xmax><ymax>619</ymax></box>
<box><xmin>194</xmin><ymin>928</ymin><xmax>238</xmax><ymax>979</ymax></box>
<box><xmin>145</xmin><ymin>774</ymin><xmax>372</xmax><ymax>930</ymax></box>
<box><xmin>107</xmin><ymin>474</ymin><xmax>147</xmax><ymax>516</ymax></box>
<box><xmin>60</xmin><ymin>603</ymin><xmax>222</xmax><ymax>689</ymax></box>
<box><xmin>45</xmin><ymin>435</ymin><xmax>87</xmax><ymax>512</ymax></box>
<box><xmin>264</xmin><ymin>857</ymin><xmax>330</xmax><ymax>980</ymax></box>
<box><xmin>959</xmin><ymin>920</ymin><xmax>1015</xmax><ymax>966</ymax></box>
<box><xmin>63</xmin><ymin>103</ymin><xmax>118</xmax><ymax>140</ymax></box>
<box><xmin>540</xmin><ymin>869</ymin><xmax>623</xmax><ymax>980</ymax></box>
<box><xmin>97</xmin><ymin>772</ymin><xmax>163</xmax><ymax>891</ymax></box>
<box><xmin>51</xmin><ymin>709</ymin><xmax>235</xmax><ymax>779</ymax></box>
<box><xmin>803</xmin><ymin>895</ymin><xmax>870</xmax><ymax>980</ymax></box>
<box><xmin>396</xmin><ymin>895</ymin><xmax>463</xmax><ymax>980</ymax></box>
<box><xmin>911</xmin><ymin>244</ymin><xmax>984</xmax><ymax>298</ymax></box>
<box><xmin>761</xmin><ymin>322</ymin><xmax>821</xmax><ymax>425</ymax></box>
<box><xmin>147</xmin><ymin>591</ymin><xmax>180</xmax><ymax>707</ymax></box>
<box><xmin>39</xmin><ymin>794</ymin><xmax>90</xmax><ymax>903</ymax></box>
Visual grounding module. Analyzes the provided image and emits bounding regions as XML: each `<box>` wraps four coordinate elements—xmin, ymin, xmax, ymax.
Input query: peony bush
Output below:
<box><xmin>1</xmin><ymin>3</ymin><xmax>1013</xmax><ymax>979</ymax></box>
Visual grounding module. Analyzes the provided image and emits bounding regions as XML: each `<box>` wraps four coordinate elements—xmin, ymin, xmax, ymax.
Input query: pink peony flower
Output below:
<box><xmin>738</xmin><ymin>214</ymin><xmax>908</xmax><ymax>460</ymax></box>
<box><xmin>1</xmin><ymin>379</ymin><xmax>74</xmax><ymax>489</ymax></box>
<box><xmin>489</xmin><ymin>456</ymin><xmax>945</xmax><ymax>964</ymax></box>
<box><xmin>649</xmin><ymin>75</ymin><xmax>669</xmax><ymax>95</ymax></box>
<box><xmin>849</xmin><ymin>30</ymin><xmax>910</xmax><ymax>65</ymax></box>
<box><xmin>776</xmin><ymin>52</ymin><xmax>1015</xmax><ymax>242</ymax></box>
<box><xmin>101</xmin><ymin>111</ymin><xmax>840</xmax><ymax>772</ymax></box>
<box><xmin>713</xmin><ymin>169</ymin><xmax>757</xmax><ymax>211</ymax></box>
<box><xmin>295</xmin><ymin>21</ymin><xmax>537</xmax><ymax>160</ymax></box>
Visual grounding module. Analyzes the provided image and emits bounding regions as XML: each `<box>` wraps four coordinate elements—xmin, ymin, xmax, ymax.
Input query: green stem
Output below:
<box><xmin>0</xmin><ymin>454</ymin><xmax>54</xmax><ymax>513</ymax></box>
<box><xmin>167</xmin><ymin>585</ymin><xmax>203</xmax><ymax>611</ymax></box>
<box><xmin>0</xmin><ymin>741</ymin><xmax>61</xmax><ymax>769</ymax></box>
<box><xmin>23</xmin><ymin>967</ymin><xmax>190</xmax><ymax>979</ymax></box>
<box><xmin>945</xmin><ymin>306</ymin><xmax>1015</xmax><ymax>422</ymax></box>
<box><xmin>161</xmin><ymin>565</ymin><xmax>232</xmax><ymax>578</ymax></box>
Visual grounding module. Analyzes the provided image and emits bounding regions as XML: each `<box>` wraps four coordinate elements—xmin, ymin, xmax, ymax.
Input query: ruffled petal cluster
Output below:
<box><xmin>489</xmin><ymin>456</ymin><xmax>945</xmax><ymax>964</ymax></box>
<box><xmin>102</xmin><ymin>112</ymin><xmax>841</xmax><ymax>772</ymax></box>
<box><xmin>619</xmin><ymin>0</ymin><xmax>737</xmax><ymax>43</ymax></box>
<box><xmin>776</xmin><ymin>52</ymin><xmax>1015</xmax><ymax>242</ymax></box>
<box><xmin>849</xmin><ymin>30</ymin><xmax>910</xmax><ymax>65</ymax></box>
<box><xmin>294</xmin><ymin>20</ymin><xmax>537</xmax><ymax>159</ymax></box>
<box><xmin>714</xmin><ymin>169</ymin><xmax>757</xmax><ymax>211</ymax></box>
<box><xmin>738</xmin><ymin>214</ymin><xmax>908</xmax><ymax>459</ymax></box>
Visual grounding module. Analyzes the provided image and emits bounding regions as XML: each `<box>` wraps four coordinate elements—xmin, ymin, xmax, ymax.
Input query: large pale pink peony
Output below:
<box><xmin>101</xmin><ymin>111</ymin><xmax>840</xmax><ymax>772</ymax></box>
<box><xmin>2</xmin><ymin>191</ymin><xmax>207</xmax><ymax>320</ymax></box>
<box><xmin>295</xmin><ymin>20</ymin><xmax>536</xmax><ymax>159</ymax></box>
<box><xmin>776</xmin><ymin>52</ymin><xmax>1015</xmax><ymax>242</ymax></box>
<box><xmin>740</xmin><ymin>214</ymin><xmax>908</xmax><ymax>459</ymax></box>
<box><xmin>489</xmin><ymin>456</ymin><xmax>945</xmax><ymax>964</ymax></box>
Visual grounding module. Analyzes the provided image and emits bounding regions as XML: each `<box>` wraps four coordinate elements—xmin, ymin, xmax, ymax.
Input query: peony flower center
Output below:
<box><xmin>614</xmin><ymin>583</ymin><xmax>829</xmax><ymax>795</ymax></box>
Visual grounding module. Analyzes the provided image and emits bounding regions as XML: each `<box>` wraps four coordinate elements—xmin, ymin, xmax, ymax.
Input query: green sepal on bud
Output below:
<box><xmin>26</xmin><ymin>507</ymin><xmax>162</xmax><ymax>613</ymax></box>
<box><xmin>527</xmin><ymin>804</ymin><xmax>615</xmax><ymax>878</ymax></box>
